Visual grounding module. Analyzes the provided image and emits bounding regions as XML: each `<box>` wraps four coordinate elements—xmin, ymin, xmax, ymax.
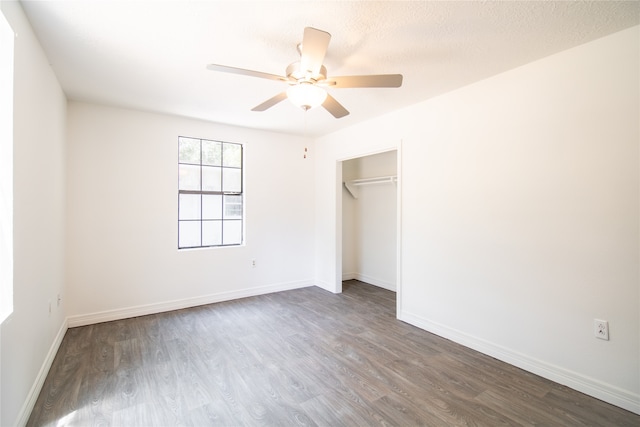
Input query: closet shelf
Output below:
<box><xmin>344</xmin><ymin>175</ymin><xmax>397</xmax><ymax>199</ymax></box>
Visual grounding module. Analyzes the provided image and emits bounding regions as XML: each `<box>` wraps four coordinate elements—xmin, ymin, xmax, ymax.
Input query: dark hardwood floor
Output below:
<box><xmin>28</xmin><ymin>280</ymin><xmax>639</xmax><ymax>426</ymax></box>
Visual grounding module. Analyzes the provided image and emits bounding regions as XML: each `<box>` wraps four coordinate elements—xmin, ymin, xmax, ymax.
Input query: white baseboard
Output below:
<box><xmin>315</xmin><ymin>278</ymin><xmax>340</xmax><ymax>293</ymax></box>
<box><xmin>399</xmin><ymin>310</ymin><xmax>640</xmax><ymax>415</ymax></box>
<box><xmin>68</xmin><ymin>279</ymin><xmax>314</xmax><ymax>328</ymax></box>
<box><xmin>343</xmin><ymin>272</ymin><xmax>396</xmax><ymax>292</ymax></box>
<box><xmin>16</xmin><ymin>318</ymin><xmax>69</xmax><ymax>427</ymax></box>
<box><xmin>342</xmin><ymin>272</ymin><xmax>356</xmax><ymax>281</ymax></box>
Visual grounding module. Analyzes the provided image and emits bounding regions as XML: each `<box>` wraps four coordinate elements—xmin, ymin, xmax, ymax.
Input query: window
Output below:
<box><xmin>178</xmin><ymin>137</ymin><xmax>243</xmax><ymax>249</ymax></box>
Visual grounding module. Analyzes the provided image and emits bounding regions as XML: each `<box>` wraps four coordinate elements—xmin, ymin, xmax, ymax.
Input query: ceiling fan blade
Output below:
<box><xmin>322</xmin><ymin>93</ymin><xmax>349</xmax><ymax>118</ymax></box>
<box><xmin>251</xmin><ymin>92</ymin><xmax>288</xmax><ymax>111</ymax></box>
<box><xmin>326</xmin><ymin>74</ymin><xmax>403</xmax><ymax>88</ymax></box>
<box><xmin>300</xmin><ymin>27</ymin><xmax>331</xmax><ymax>77</ymax></box>
<box><xmin>207</xmin><ymin>64</ymin><xmax>287</xmax><ymax>82</ymax></box>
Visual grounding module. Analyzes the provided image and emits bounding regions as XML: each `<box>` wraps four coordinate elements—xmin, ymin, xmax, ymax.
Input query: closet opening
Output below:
<box><xmin>341</xmin><ymin>150</ymin><xmax>398</xmax><ymax>299</ymax></box>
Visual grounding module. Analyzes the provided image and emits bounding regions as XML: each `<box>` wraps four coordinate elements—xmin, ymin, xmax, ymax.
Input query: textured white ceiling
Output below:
<box><xmin>19</xmin><ymin>0</ymin><xmax>640</xmax><ymax>137</ymax></box>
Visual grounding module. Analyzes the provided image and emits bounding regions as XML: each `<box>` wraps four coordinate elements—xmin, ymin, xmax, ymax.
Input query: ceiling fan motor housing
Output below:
<box><xmin>286</xmin><ymin>61</ymin><xmax>327</xmax><ymax>84</ymax></box>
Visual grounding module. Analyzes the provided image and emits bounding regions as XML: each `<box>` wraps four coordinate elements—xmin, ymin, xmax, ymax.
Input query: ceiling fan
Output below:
<box><xmin>207</xmin><ymin>27</ymin><xmax>403</xmax><ymax>119</ymax></box>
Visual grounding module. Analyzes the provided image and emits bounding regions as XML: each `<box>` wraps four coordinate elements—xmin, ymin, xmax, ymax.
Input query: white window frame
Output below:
<box><xmin>178</xmin><ymin>136</ymin><xmax>244</xmax><ymax>249</ymax></box>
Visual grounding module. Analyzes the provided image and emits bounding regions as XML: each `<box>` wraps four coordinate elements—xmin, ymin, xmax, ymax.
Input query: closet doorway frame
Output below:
<box><xmin>335</xmin><ymin>143</ymin><xmax>402</xmax><ymax>318</ymax></box>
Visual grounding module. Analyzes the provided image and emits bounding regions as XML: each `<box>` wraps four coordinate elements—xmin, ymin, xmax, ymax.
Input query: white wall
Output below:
<box><xmin>0</xmin><ymin>4</ymin><xmax>13</xmax><ymax>326</ymax></box>
<box><xmin>342</xmin><ymin>151</ymin><xmax>397</xmax><ymax>290</ymax></box>
<box><xmin>66</xmin><ymin>103</ymin><xmax>315</xmax><ymax>323</ymax></box>
<box><xmin>316</xmin><ymin>26</ymin><xmax>640</xmax><ymax>413</ymax></box>
<box><xmin>341</xmin><ymin>161</ymin><xmax>357</xmax><ymax>279</ymax></box>
<box><xmin>0</xmin><ymin>1</ymin><xmax>68</xmax><ymax>425</ymax></box>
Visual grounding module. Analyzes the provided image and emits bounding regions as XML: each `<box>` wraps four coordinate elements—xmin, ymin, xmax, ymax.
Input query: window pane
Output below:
<box><xmin>179</xmin><ymin>137</ymin><xmax>200</xmax><ymax>164</ymax></box>
<box><xmin>202</xmin><ymin>194</ymin><xmax>222</xmax><ymax>220</ymax></box>
<box><xmin>223</xmin><ymin>143</ymin><xmax>242</xmax><ymax>167</ymax></box>
<box><xmin>222</xmin><ymin>167</ymin><xmax>242</xmax><ymax>193</ymax></box>
<box><xmin>179</xmin><ymin>221</ymin><xmax>201</xmax><ymax>248</ymax></box>
<box><xmin>202</xmin><ymin>220</ymin><xmax>222</xmax><ymax>246</ymax></box>
<box><xmin>223</xmin><ymin>220</ymin><xmax>242</xmax><ymax>245</ymax></box>
<box><xmin>202</xmin><ymin>166</ymin><xmax>221</xmax><ymax>192</ymax></box>
<box><xmin>179</xmin><ymin>164</ymin><xmax>200</xmax><ymax>191</ymax></box>
<box><xmin>202</xmin><ymin>140</ymin><xmax>222</xmax><ymax>166</ymax></box>
<box><xmin>178</xmin><ymin>137</ymin><xmax>243</xmax><ymax>250</ymax></box>
<box><xmin>179</xmin><ymin>194</ymin><xmax>201</xmax><ymax>220</ymax></box>
<box><xmin>224</xmin><ymin>195</ymin><xmax>243</xmax><ymax>219</ymax></box>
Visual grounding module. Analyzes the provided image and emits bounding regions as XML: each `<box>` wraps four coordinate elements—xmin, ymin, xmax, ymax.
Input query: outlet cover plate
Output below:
<box><xmin>594</xmin><ymin>319</ymin><xmax>609</xmax><ymax>340</ymax></box>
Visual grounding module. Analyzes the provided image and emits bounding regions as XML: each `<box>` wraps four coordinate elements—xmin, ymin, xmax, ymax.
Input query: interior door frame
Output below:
<box><xmin>335</xmin><ymin>141</ymin><xmax>402</xmax><ymax>317</ymax></box>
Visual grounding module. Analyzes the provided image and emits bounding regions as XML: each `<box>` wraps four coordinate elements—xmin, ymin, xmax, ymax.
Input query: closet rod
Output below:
<box><xmin>351</xmin><ymin>175</ymin><xmax>397</xmax><ymax>186</ymax></box>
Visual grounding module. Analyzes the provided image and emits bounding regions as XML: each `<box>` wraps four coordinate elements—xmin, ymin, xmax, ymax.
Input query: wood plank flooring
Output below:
<box><xmin>28</xmin><ymin>280</ymin><xmax>639</xmax><ymax>426</ymax></box>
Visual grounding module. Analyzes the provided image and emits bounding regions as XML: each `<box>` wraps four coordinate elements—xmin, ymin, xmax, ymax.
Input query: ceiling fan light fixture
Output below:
<box><xmin>287</xmin><ymin>83</ymin><xmax>327</xmax><ymax>111</ymax></box>
<box><xmin>207</xmin><ymin>27</ymin><xmax>400</xmax><ymax>118</ymax></box>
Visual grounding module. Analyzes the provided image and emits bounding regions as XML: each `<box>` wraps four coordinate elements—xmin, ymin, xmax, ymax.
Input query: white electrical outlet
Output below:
<box><xmin>594</xmin><ymin>319</ymin><xmax>609</xmax><ymax>340</ymax></box>
<box><xmin>251</xmin><ymin>259</ymin><xmax>256</xmax><ymax>268</ymax></box>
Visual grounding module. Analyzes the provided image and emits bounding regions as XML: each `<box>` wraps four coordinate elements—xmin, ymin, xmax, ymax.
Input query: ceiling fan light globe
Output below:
<box><xmin>287</xmin><ymin>84</ymin><xmax>327</xmax><ymax>111</ymax></box>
